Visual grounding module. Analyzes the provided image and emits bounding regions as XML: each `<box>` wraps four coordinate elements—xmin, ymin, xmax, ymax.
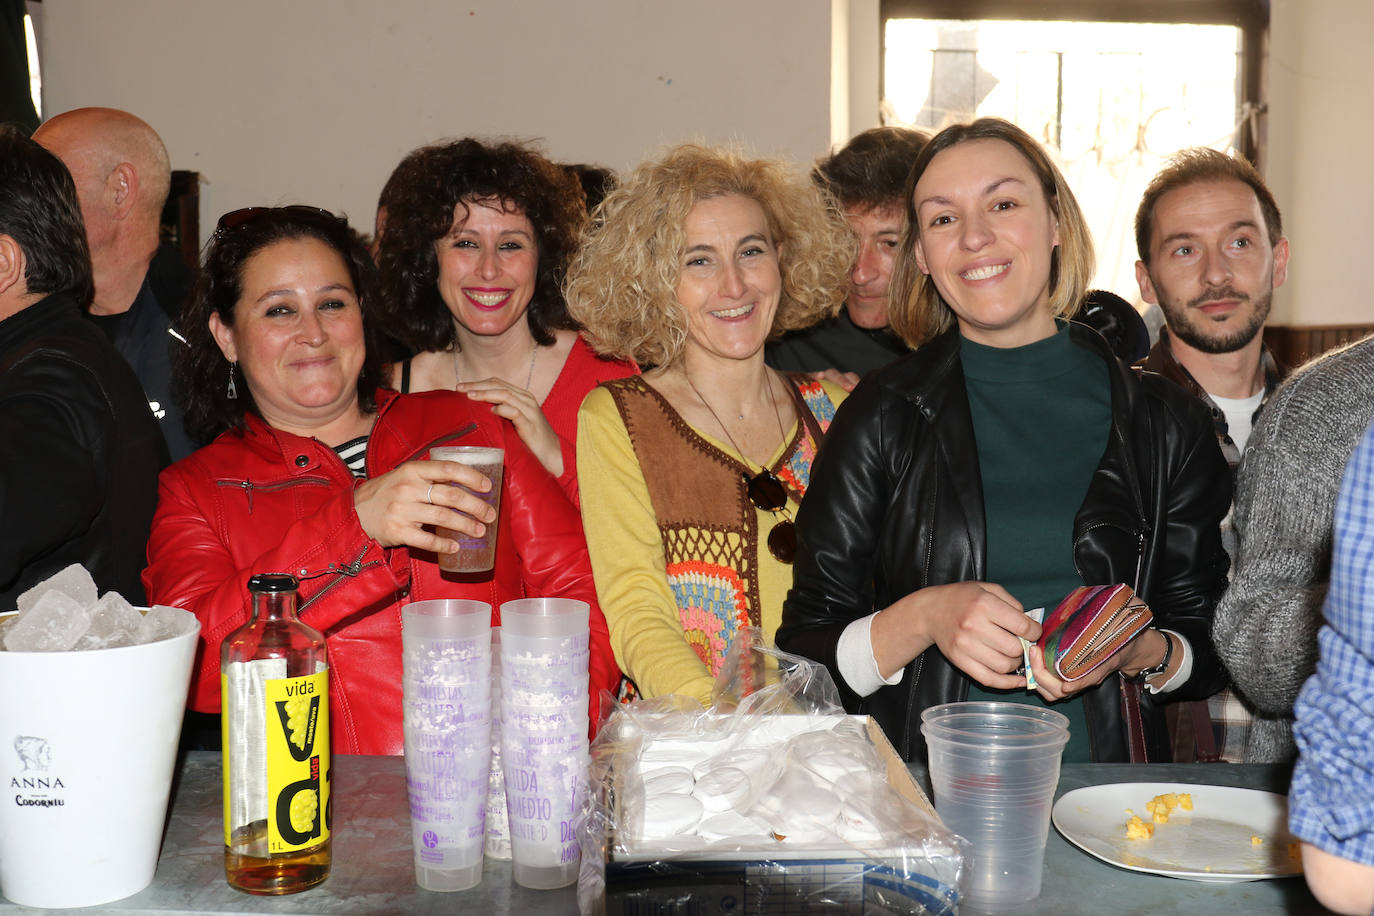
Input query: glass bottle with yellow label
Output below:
<box><xmin>221</xmin><ymin>573</ymin><xmax>331</xmax><ymax>894</ymax></box>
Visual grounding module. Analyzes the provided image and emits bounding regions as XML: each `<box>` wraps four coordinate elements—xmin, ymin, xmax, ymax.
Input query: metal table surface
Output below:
<box><xmin>909</xmin><ymin>761</ymin><xmax>1326</xmax><ymax>916</ymax></box>
<box><xmin>0</xmin><ymin>751</ymin><xmax>579</xmax><ymax>915</ymax></box>
<box><xmin>0</xmin><ymin>754</ymin><xmax>1327</xmax><ymax>914</ymax></box>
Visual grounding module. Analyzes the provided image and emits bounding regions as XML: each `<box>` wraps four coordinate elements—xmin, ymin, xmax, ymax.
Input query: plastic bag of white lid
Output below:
<box><xmin>576</xmin><ymin>628</ymin><xmax>967</xmax><ymax>915</ymax></box>
<box><xmin>710</xmin><ymin>625</ymin><xmax>843</xmax><ymax>716</ymax></box>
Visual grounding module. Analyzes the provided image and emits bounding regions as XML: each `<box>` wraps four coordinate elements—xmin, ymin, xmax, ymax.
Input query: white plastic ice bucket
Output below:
<box><xmin>0</xmin><ymin>610</ymin><xmax>199</xmax><ymax>908</ymax></box>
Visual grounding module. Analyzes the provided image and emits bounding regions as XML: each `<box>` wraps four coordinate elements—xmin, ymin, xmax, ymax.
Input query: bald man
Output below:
<box><xmin>34</xmin><ymin>108</ymin><xmax>193</xmax><ymax>461</ymax></box>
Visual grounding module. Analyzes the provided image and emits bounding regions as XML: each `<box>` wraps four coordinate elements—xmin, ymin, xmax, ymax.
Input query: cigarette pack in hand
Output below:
<box><xmin>1020</xmin><ymin>607</ymin><xmax>1044</xmax><ymax>690</ymax></box>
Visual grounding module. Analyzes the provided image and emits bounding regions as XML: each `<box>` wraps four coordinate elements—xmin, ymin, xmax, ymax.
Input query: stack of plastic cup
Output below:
<box><xmin>401</xmin><ymin>599</ymin><xmax>493</xmax><ymax>892</ymax></box>
<box><xmin>920</xmin><ymin>702</ymin><xmax>1069</xmax><ymax>911</ymax></box>
<box><xmin>499</xmin><ymin>598</ymin><xmax>590</xmax><ymax>890</ymax></box>
<box><xmin>485</xmin><ymin>627</ymin><xmax>511</xmax><ymax>861</ymax></box>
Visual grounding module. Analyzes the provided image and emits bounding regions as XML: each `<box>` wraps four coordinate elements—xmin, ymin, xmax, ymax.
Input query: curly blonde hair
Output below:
<box><xmin>888</xmin><ymin>118</ymin><xmax>1094</xmax><ymax>349</ymax></box>
<box><xmin>565</xmin><ymin>144</ymin><xmax>854</xmax><ymax>368</ymax></box>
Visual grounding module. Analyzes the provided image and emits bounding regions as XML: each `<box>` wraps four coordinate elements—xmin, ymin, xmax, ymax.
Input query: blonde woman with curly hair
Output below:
<box><xmin>566</xmin><ymin>144</ymin><xmax>854</xmax><ymax>704</ymax></box>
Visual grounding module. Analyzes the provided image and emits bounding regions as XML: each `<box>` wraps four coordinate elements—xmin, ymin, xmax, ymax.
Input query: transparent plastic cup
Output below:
<box><xmin>498</xmin><ymin>599</ymin><xmax>589</xmax><ymax>890</ymax></box>
<box><xmin>0</xmin><ymin>610</ymin><xmax>199</xmax><ymax>909</ymax></box>
<box><xmin>428</xmin><ymin>447</ymin><xmax>504</xmax><ymax>573</ymax></box>
<box><xmin>921</xmin><ymin>702</ymin><xmax>1069</xmax><ymax>910</ymax></box>
<box><xmin>402</xmin><ymin>599</ymin><xmax>493</xmax><ymax>892</ymax></box>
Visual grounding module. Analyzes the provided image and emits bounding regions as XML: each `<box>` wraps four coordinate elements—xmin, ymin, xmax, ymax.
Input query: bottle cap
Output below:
<box><xmin>247</xmin><ymin>573</ymin><xmax>299</xmax><ymax>593</ymax></box>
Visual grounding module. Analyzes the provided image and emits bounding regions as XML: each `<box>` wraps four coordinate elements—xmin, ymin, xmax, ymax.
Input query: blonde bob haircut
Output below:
<box><xmin>566</xmin><ymin>144</ymin><xmax>854</xmax><ymax>368</ymax></box>
<box><xmin>888</xmin><ymin>118</ymin><xmax>1094</xmax><ymax>349</ymax></box>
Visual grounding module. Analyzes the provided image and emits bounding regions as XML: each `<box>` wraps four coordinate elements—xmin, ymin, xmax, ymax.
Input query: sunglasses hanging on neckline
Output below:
<box><xmin>742</xmin><ymin>468</ymin><xmax>796</xmax><ymax>564</ymax></box>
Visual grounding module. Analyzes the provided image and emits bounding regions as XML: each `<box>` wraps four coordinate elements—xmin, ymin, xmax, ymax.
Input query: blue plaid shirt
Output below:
<box><xmin>1290</xmin><ymin>417</ymin><xmax>1374</xmax><ymax>864</ymax></box>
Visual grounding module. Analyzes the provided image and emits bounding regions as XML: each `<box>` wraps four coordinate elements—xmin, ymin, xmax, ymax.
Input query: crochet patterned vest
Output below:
<box><xmin>604</xmin><ymin>374</ymin><xmax>838</xmax><ymax>685</ymax></box>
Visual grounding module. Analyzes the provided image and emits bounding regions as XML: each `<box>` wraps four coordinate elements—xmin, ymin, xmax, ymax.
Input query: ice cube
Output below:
<box><xmin>16</xmin><ymin>563</ymin><xmax>98</xmax><ymax>615</ymax></box>
<box><xmin>4</xmin><ymin>592</ymin><xmax>91</xmax><ymax>651</ymax></box>
<box><xmin>74</xmin><ymin>591</ymin><xmax>145</xmax><ymax>650</ymax></box>
<box><xmin>135</xmin><ymin>604</ymin><xmax>195</xmax><ymax>644</ymax></box>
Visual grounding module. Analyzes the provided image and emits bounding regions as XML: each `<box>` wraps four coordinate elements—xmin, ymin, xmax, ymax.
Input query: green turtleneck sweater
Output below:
<box><xmin>961</xmin><ymin>323</ymin><xmax>1110</xmax><ymax>763</ymax></box>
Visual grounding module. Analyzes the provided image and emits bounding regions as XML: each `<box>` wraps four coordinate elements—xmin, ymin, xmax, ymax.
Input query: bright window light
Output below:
<box><xmin>25</xmin><ymin>13</ymin><xmax>40</xmax><ymax>118</ymax></box>
<box><xmin>885</xmin><ymin>19</ymin><xmax>1243</xmax><ymax>304</ymax></box>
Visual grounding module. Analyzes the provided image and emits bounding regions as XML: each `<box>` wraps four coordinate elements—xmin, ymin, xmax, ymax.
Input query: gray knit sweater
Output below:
<box><xmin>1213</xmin><ymin>334</ymin><xmax>1374</xmax><ymax>762</ymax></box>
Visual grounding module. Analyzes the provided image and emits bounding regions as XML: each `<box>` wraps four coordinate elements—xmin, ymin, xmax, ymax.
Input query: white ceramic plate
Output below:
<box><xmin>1052</xmin><ymin>782</ymin><xmax>1303</xmax><ymax>883</ymax></box>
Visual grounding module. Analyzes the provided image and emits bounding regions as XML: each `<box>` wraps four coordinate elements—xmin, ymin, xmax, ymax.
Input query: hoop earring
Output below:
<box><xmin>227</xmin><ymin>360</ymin><xmax>238</xmax><ymax>400</ymax></box>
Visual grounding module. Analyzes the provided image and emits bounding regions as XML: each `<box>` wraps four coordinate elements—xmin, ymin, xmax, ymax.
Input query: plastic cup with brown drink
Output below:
<box><xmin>429</xmin><ymin>446</ymin><xmax>504</xmax><ymax>572</ymax></box>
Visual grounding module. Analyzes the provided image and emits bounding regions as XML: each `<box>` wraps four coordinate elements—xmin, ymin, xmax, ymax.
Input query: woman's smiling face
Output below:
<box><xmin>675</xmin><ymin>194</ymin><xmax>783</xmax><ymax>366</ymax></box>
<box><xmin>912</xmin><ymin>138</ymin><xmax>1061</xmax><ymax>348</ymax></box>
<box><xmin>209</xmin><ymin>236</ymin><xmax>366</xmax><ymax>431</ymax></box>
<box><xmin>434</xmin><ymin>197</ymin><xmax>539</xmax><ymax>340</ymax></box>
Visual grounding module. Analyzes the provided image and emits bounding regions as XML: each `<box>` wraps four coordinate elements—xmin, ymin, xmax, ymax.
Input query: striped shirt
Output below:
<box><xmin>333</xmin><ymin>435</ymin><xmax>368</xmax><ymax>479</ymax></box>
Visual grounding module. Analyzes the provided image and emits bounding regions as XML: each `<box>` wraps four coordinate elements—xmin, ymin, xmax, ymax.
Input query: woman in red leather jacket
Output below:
<box><xmin>142</xmin><ymin>206</ymin><xmax>618</xmax><ymax>755</ymax></box>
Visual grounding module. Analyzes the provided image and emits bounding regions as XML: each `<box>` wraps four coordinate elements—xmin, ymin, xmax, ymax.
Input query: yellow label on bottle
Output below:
<box><xmin>263</xmin><ymin>669</ymin><xmax>331</xmax><ymax>852</ymax></box>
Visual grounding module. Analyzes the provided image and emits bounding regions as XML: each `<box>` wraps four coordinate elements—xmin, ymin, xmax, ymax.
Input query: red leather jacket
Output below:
<box><xmin>143</xmin><ymin>388</ymin><xmax>618</xmax><ymax>755</ymax></box>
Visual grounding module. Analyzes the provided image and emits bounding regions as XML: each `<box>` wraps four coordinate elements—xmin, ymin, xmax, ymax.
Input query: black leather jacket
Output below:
<box><xmin>0</xmin><ymin>291</ymin><xmax>166</xmax><ymax>606</ymax></box>
<box><xmin>776</xmin><ymin>323</ymin><xmax>1231</xmax><ymax>762</ymax></box>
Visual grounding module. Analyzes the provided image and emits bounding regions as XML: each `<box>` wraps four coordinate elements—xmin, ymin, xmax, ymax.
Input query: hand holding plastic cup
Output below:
<box><xmin>920</xmin><ymin>702</ymin><xmax>1068</xmax><ymax>910</ymax></box>
<box><xmin>402</xmin><ymin>599</ymin><xmax>493</xmax><ymax>892</ymax></box>
<box><xmin>428</xmin><ymin>446</ymin><xmax>504</xmax><ymax>573</ymax></box>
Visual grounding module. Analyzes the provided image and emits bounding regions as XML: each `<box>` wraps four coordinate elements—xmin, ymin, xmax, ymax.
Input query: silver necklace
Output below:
<box><xmin>451</xmin><ymin>341</ymin><xmax>539</xmax><ymax>391</ymax></box>
<box><xmin>683</xmin><ymin>366</ymin><xmax>799</xmax><ymax>564</ymax></box>
<box><xmin>683</xmin><ymin>368</ymin><xmax>789</xmax><ymax>469</ymax></box>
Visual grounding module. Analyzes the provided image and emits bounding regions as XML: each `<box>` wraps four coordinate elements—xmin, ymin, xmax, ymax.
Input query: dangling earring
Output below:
<box><xmin>226</xmin><ymin>360</ymin><xmax>238</xmax><ymax>400</ymax></box>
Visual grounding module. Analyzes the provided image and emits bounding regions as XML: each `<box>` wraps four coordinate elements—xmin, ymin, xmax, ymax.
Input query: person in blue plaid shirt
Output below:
<box><xmin>1290</xmin><ymin>416</ymin><xmax>1374</xmax><ymax>914</ymax></box>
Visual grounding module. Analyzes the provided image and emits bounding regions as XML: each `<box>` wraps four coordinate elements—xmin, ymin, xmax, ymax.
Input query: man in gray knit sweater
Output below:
<box><xmin>1213</xmin><ymin>334</ymin><xmax>1374</xmax><ymax>762</ymax></box>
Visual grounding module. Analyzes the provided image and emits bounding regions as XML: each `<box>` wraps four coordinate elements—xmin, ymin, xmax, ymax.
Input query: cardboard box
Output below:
<box><xmin>602</xmin><ymin>716</ymin><xmax>962</xmax><ymax>915</ymax></box>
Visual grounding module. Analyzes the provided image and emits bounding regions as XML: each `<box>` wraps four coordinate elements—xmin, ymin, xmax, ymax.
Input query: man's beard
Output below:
<box><xmin>1163</xmin><ymin>283</ymin><xmax>1272</xmax><ymax>355</ymax></box>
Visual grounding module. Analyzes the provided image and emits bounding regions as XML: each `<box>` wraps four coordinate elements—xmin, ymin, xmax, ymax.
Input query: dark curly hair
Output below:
<box><xmin>374</xmin><ymin>138</ymin><xmax>586</xmax><ymax>353</ymax></box>
<box><xmin>178</xmin><ymin>207</ymin><xmax>386</xmax><ymax>444</ymax></box>
<box><xmin>813</xmin><ymin>126</ymin><xmax>929</xmax><ymax>213</ymax></box>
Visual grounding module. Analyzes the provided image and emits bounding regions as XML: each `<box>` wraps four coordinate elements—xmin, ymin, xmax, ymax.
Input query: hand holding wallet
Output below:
<box><xmin>1036</xmin><ymin>583</ymin><xmax>1153</xmax><ymax>683</ymax></box>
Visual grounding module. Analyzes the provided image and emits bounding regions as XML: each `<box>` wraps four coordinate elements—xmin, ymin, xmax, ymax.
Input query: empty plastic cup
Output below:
<box><xmin>499</xmin><ymin>598</ymin><xmax>589</xmax><ymax>890</ymax></box>
<box><xmin>921</xmin><ymin>702</ymin><xmax>1068</xmax><ymax>910</ymax></box>
<box><xmin>402</xmin><ymin>599</ymin><xmax>493</xmax><ymax>892</ymax></box>
<box><xmin>0</xmin><ymin>610</ymin><xmax>199</xmax><ymax>908</ymax></box>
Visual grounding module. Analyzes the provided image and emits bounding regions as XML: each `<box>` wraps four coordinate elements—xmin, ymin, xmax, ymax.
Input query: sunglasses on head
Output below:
<box><xmin>214</xmin><ymin>205</ymin><xmax>345</xmax><ymax>237</ymax></box>
<box><xmin>743</xmin><ymin>468</ymin><xmax>797</xmax><ymax>564</ymax></box>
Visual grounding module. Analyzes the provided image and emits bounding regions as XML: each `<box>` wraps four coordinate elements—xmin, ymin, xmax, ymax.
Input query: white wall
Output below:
<box><xmin>38</xmin><ymin>0</ymin><xmax>1372</xmax><ymax>328</ymax></box>
<box><xmin>1265</xmin><ymin>0</ymin><xmax>1374</xmax><ymax>326</ymax></box>
<box><xmin>39</xmin><ymin>0</ymin><xmax>834</xmax><ymax>245</ymax></box>
<box><xmin>828</xmin><ymin>0</ymin><xmax>881</xmax><ymax>146</ymax></box>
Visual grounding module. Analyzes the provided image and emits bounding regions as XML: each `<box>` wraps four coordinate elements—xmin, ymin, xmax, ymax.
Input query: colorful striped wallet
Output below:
<box><xmin>1036</xmin><ymin>583</ymin><xmax>1153</xmax><ymax>683</ymax></box>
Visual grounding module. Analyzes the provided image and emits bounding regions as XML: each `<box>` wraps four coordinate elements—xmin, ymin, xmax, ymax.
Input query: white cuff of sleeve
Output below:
<box><xmin>837</xmin><ymin>612</ymin><xmax>904</xmax><ymax>697</ymax></box>
<box><xmin>1144</xmin><ymin>628</ymin><xmax>1192</xmax><ymax>694</ymax></box>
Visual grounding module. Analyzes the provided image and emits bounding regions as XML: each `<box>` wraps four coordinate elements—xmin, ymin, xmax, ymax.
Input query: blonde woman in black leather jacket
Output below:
<box><xmin>777</xmin><ymin>120</ymin><xmax>1230</xmax><ymax>763</ymax></box>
